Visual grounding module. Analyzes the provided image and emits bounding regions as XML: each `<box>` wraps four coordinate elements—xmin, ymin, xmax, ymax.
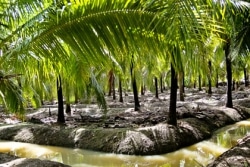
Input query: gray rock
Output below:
<box><xmin>0</xmin><ymin>153</ymin><xmax>18</xmax><ymax>164</ymax></box>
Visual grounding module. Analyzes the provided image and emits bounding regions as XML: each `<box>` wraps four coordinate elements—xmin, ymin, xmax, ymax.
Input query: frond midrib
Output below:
<box><xmin>31</xmin><ymin>9</ymin><xmax>160</xmax><ymax>45</ymax></box>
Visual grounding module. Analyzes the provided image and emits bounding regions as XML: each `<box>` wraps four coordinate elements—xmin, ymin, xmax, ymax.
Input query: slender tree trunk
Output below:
<box><xmin>225</xmin><ymin>40</ymin><xmax>233</xmax><ymax>108</ymax></box>
<box><xmin>236</xmin><ymin>81</ymin><xmax>239</xmax><ymax>90</ymax></box>
<box><xmin>141</xmin><ymin>84</ymin><xmax>144</xmax><ymax>95</ymax></box>
<box><xmin>208</xmin><ymin>60</ymin><xmax>212</xmax><ymax>94</ymax></box>
<box><xmin>182</xmin><ymin>72</ymin><xmax>185</xmax><ymax>94</ymax></box>
<box><xmin>160</xmin><ymin>75</ymin><xmax>164</xmax><ymax>93</ymax></box>
<box><xmin>39</xmin><ymin>92</ymin><xmax>44</xmax><ymax>105</ymax></box>
<box><xmin>65</xmin><ymin>83</ymin><xmax>71</xmax><ymax>115</ymax></box>
<box><xmin>108</xmin><ymin>70</ymin><xmax>114</xmax><ymax>96</ymax></box>
<box><xmin>216</xmin><ymin>70</ymin><xmax>219</xmax><ymax>88</ymax></box>
<box><xmin>130</xmin><ymin>60</ymin><xmax>140</xmax><ymax>111</ymax></box>
<box><xmin>198</xmin><ymin>74</ymin><xmax>202</xmax><ymax>91</ymax></box>
<box><xmin>179</xmin><ymin>71</ymin><xmax>184</xmax><ymax>101</ymax></box>
<box><xmin>65</xmin><ymin>103</ymin><xmax>71</xmax><ymax>115</ymax></box>
<box><xmin>232</xmin><ymin>80</ymin><xmax>235</xmax><ymax>91</ymax></box>
<box><xmin>112</xmin><ymin>73</ymin><xmax>116</xmax><ymax>100</ymax></box>
<box><xmin>57</xmin><ymin>75</ymin><xmax>65</xmax><ymax>124</ymax></box>
<box><xmin>202</xmin><ymin>77</ymin><xmax>206</xmax><ymax>87</ymax></box>
<box><xmin>168</xmin><ymin>63</ymin><xmax>177</xmax><ymax>126</ymax></box>
<box><xmin>155</xmin><ymin>77</ymin><xmax>159</xmax><ymax>98</ymax></box>
<box><xmin>132</xmin><ymin>77</ymin><xmax>140</xmax><ymax>111</ymax></box>
<box><xmin>193</xmin><ymin>80</ymin><xmax>196</xmax><ymax>89</ymax></box>
<box><xmin>244</xmin><ymin>67</ymin><xmax>249</xmax><ymax>87</ymax></box>
<box><xmin>118</xmin><ymin>77</ymin><xmax>123</xmax><ymax>103</ymax></box>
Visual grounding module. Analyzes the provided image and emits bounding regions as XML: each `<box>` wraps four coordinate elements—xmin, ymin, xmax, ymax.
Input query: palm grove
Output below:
<box><xmin>0</xmin><ymin>0</ymin><xmax>250</xmax><ymax>126</ymax></box>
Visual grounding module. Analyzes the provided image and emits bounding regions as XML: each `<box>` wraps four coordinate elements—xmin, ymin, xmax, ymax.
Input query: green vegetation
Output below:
<box><xmin>0</xmin><ymin>0</ymin><xmax>249</xmax><ymax>125</ymax></box>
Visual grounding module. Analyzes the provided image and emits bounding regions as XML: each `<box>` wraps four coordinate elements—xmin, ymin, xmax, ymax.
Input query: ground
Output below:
<box><xmin>18</xmin><ymin>87</ymin><xmax>250</xmax><ymax>128</ymax></box>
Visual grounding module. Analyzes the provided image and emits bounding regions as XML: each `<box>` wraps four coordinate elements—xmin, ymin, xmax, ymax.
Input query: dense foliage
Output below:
<box><xmin>0</xmin><ymin>0</ymin><xmax>249</xmax><ymax>124</ymax></box>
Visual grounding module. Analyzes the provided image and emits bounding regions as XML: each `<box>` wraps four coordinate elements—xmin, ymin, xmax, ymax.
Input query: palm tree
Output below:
<box><xmin>0</xmin><ymin>0</ymin><xmax>110</xmax><ymax>120</ymax></box>
<box><xmin>211</xmin><ymin>0</ymin><xmax>250</xmax><ymax>108</ymax></box>
<box><xmin>1</xmin><ymin>1</ymin><xmax>201</xmax><ymax>121</ymax></box>
<box><xmin>235</xmin><ymin>1</ymin><xmax>250</xmax><ymax>54</ymax></box>
<box><xmin>157</xmin><ymin>1</ymin><xmax>217</xmax><ymax>125</ymax></box>
<box><xmin>2</xmin><ymin>0</ymin><xmax>246</xmax><ymax>126</ymax></box>
<box><xmin>235</xmin><ymin>3</ymin><xmax>250</xmax><ymax>88</ymax></box>
<box><xmin>0</xmin><ymin>0</ymin><xmax>59</xmax><ymax>115</ymax></box>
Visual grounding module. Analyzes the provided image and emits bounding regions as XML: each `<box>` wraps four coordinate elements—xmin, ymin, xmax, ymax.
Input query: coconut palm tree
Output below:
<box><xmin>0</xmin><ymin>0</ymin><xmax>206</xmax><ymax>121</ymax></box>
<box><xmin>235</xmin><ymin>1</ymin><xmax>250</xmax><ymax>54</ymax></box>
<box><xmin>2</xmin><ymin>0</ymin><xmax>246</xmax><ymax>126</ymax></box>
<box><xmin>234</xmin><ymin>3</ymin><xmax>250</xmax><ymax>88</ymax></box>
<box><xmin>211</xmin><ymin>0</ymin><xmax>250</xmax><ymax>108</ymax></box>
<box><xmin>33</xmin><ymin>0</ymin><xmax>168</xmax><ymax>114</ymax></box>
<box><xmin>1</xmin><ymin>0</ymin><xmax>112</xmax><ymax>115</ymax></box>
<box><xmin>155</xmin><ymin>0</ymin><xmax>220</xmax><ymax>125</ymax></box>
<box><xmin>0</xmin><ymin>1</ymin><xmax>67</xmax><ymax>122</ymax></box>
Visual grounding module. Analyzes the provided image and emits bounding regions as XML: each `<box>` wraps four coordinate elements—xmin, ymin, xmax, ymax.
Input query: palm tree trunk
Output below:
<box><xmin>198</xmin><ymin>74</ymin><xmax>202</xmax><ymax>91</ymax></box>
<box><xmin>208</xmin><ymin>60</ymin><xmax>212</xmax><ymax>94</ymax></box>
<box><xmin>132</xmin><ymin>77</ymin><xmax>140</xmax><ymax>111</ymax></box>
<box><xmin>244</xmin><ymin>67</ymin><xmax>249</xmax><ymax>87</ymax></box>
<box><xmin>141</xmin><ymin>84</ymin><xmax>144</xmax><ymax>95</ymax></box>
<box><xmin>118</xmin><ymin>76</ymin><xmax>123</xmax><ymax>103</ymax></box>
<box><xmin>130</xmin><ymin>60</ymin><xmax>140</xmax><ymax>111</ymax></box>
<box><xmin>179</xmin><ymin>71</ymin><xmax>184</xmax><ymax>101</ymax></box>
<box><xmin>155</xmin><ymin>77</ymin><xmax>159</xmax><ymax>98</ymax></box>
<box><xmin>232</xmin><ymin>80</ymin><xmax>235</xmax><ymax>91</ymax></box>
<box><xmin>108</xmin><ymin>70</ymin><xmax>113</xmax><ymax>96</ymax></box>
<box><xmin>225</xmin><ymin>40</ymin><xmax>233</xmax><ymax>108</ymax></box>
<box><xmin>168</xmin><ymin>63</ymin><xmax>177</xmax><ymax>126</ymax></box>
<box><xmin>57</xmin><ymin>75</ymin><xmax>65</xmax><ymax>124</ymax></box>
<box><xmin>112</xmin><ymin>73</ymin><xmax>116</xmax><ymax>100</ymax></box>
<box><xmin>160</xmin><ymin>75</ymin><xmax>164</xmax><ymax>93</ymax></box>
<box><xmin>182</xmin><ymin>72</ymin><xmax>185</xmax><ymax>94</ymax></box>
<box><xmin>65</xmin><ymin>103</ymin><xmax>71</xmax><ymax>115</ymax></box>
<box><xmin>216</xmin><ymin>70</ymin><xmax>219</xmax><ymax>88</ymax></box>
<box><xmin>65</xmin><ymin>83</ymin><xmax>71</xmax><ymax>115</ymax></box>
<box><xmin>236</xmin><ymin>81</ymin><xmax>239</xmax><ymax>90</ymax></box>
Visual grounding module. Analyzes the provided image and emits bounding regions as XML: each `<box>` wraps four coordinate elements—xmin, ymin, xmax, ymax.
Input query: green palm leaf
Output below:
<box><xmin>0</xmin><ymin>71</ymin><xmax>25</xmax><ymax>114</ymax></box>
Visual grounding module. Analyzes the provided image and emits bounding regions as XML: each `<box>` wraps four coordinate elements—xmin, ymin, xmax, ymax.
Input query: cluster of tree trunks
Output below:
<box><xmin>55</xmin><ymin>40</ymin><xmax>249</xmax><ymax>125</ymax></box>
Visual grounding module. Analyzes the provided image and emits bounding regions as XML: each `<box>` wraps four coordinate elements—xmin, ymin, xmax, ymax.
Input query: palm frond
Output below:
<box><xmin>0</xmin><ymin>71</ymin><xmax>25</xmax><ymax>113</ymax></box>
<box><xmin>89</xmin><ymin>69</ymin><xmax>107</xmax><ymax>112</ymax></box>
